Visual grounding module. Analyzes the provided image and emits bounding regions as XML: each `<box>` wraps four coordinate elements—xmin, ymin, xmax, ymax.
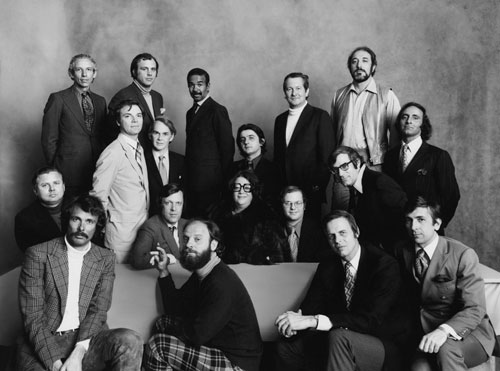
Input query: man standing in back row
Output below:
<box><xmin>41</xmin><ymin>54</ymin><xmax>107</xmax><ymax>200</ymax></box>
<box><xmin>331</xmin><ymin>46</ymin><xmax>400</xmax><ymax>209</ymax></box>
<box><xmin>107</xmin><ymin>53</ymin><xmax>164</xmax><ymax>147</ymax></box>
<box><xmin>184</xmin><ymin>68</ymin><xmax>234</xmax><ymax>217</ymax></box>
<box><xmin>274</xmin><ymin>72</ymin><xmax>335</xmax><ymax>219</ymax></box>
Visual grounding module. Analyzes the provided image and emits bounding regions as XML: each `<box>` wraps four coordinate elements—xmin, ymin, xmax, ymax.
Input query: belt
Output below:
<box><xmin>53</xmin><ymin>328</ymin><xmax>78</xmax><ymax>336</ymax></box>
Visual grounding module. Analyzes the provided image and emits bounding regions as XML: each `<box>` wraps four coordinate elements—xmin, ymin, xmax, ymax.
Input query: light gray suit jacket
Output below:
<box><xmin>399</xmin><ymin>237</ymin><xmax>496</xmax><ymax>355</ymax></box>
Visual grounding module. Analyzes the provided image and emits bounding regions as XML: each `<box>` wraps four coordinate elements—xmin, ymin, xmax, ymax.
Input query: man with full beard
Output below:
<box><xmin>331</xmin><ymin>46</ymin><xmax>401</xmax><ymax>210</ymax></box>
<box><xmin>144</xmin><ymin>219</ymin><xmax>262</xmax><ymax>371</ymax></box>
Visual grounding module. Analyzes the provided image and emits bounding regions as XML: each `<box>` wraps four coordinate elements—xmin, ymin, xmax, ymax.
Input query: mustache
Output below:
<box><xmin>70</xmin><ymin>232</ymin><xmax>89</xmax><ymax>239</ymax></box>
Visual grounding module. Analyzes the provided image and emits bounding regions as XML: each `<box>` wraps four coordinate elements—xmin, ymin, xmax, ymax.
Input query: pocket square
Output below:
<box><xmin>432</xmin><ymin>274</ymin><xmax>453</xmax><ymax>283</ymax></box>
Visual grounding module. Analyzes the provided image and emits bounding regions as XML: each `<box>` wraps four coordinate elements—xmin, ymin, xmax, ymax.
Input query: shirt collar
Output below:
<box><xmin>403</xmin><ymin>136</ymin><xmax>423</xmax><ymax>152</ymax></box>
<box><xmin>195</xmin><ymin>94</ymin><xmax>210</xmax><ymax>107</ymax></box>
<box><xmin>342</xmin><ymin>242</ymin><xmax>361</xmax><ymax>271</ymax></box>
<box><xmin>288</xmin><ymin>102</ymin><xmax>308</xmax><ymax>115</ymax></box>
<box><xmin>119</xmin><ymin>133</ymin><xmax>140</xmax><ymax>149</ymax></box>
<box><xmin>153</xmin><ymin>149</ymin><xmax>169</xmax><ymax>161</ymax></box>
<box><xmin>353</xmin><ymin>164</ymin><xmax>366</xmax><ymax>194</ymax></box>
<box><xmin>286</xmin><ymin>217</ymin><xmax>303</xmax><ymax>238</ymax></box>
<box><xmin>415</xmin><ymin>233</ymin><xmax>439</xmax><ymax>260</ymax></box>
<box><xmin>72</xmin><ymin>84</ymin><xmax>90</xmax><ymax>96</ymax></box>
<box><xmin>64</xmin><ymin>236</ymin><xmax>91</xmax><ymax>255</ymax></box>
<box><xmin>133</xmin><ymin>79</ymin><xmax>151</xmax><ymax>94</ymax></box>
<box><xmin>348</xmin><ymin>77</ymin><xmax>377</xmax><ymax>95</ymax></box>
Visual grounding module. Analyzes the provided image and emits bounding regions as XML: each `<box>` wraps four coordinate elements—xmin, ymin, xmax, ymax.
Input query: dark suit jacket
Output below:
<box><xmin>185</xmin><ymin>97</ymin><xmax>234</xmax><ymax>193</ymax></box>
<box><xmin>230</xmin><ymin>157</ymin><xmax>283</xmax><ymax>206</ymax></box>
<box><xmin>14</xmin><ymin>200</ymin><xmax>63</xmax><ymax>252</ymax></box>
<box><xmin>273</xmin><ymin>104</ymin><xmax>334</xmax><ymax>200</ymax></box>
<box><xmin>18</xmin><ymin>238</ymin><xmax>115</xmax><ymax>369</ymax></box>
<box><xmin>295</xmin><ymin>217</ymin><xmax>330</xmax><ymax>262</ymax></box>
<box><xmin>383</xmin><ymin>142</ymin><xmax>460</xmax><ymax>228</ymax></box>
<box><xmin>41</xmin><ymin>86</ymin><xmax>107</xmax><ymax>190</ymax></box>
<box><xmin>395</xmin><ymin>237</ymin><xmax>496</xmax><ymax>356</ymax></box>
<box><xmin>131</xmin><ymin>216</ymin><xmax>187</xmax><ymax>269</ymax></box>
<box><xmin>354</xmin><ymin>168</ymin><xmax>407</xmax><ymax>253</ymax></box>
<box><xmin>145</xmin><ymin>150</ymin><xmax>185</xmax><ymax>216</ymax></box>
<box><xmin>107</xmin><ymin>83</ymin><xmax>164</xmax><ymax>147</ymax></box>
<box><xmin>301</xmin><ymin>243</ymin><xmax>405</xmax><ymax>367</ymax></box>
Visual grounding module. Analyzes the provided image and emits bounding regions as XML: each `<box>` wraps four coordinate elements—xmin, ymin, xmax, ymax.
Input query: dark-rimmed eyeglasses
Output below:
<box><xmin>330</xmin><ymin>161</ymin><xmax>353</xmax><ymax>175</ymax></box>
<box><xmin>231</xmin><ymin>183</ymin><xmax>253</xmax><ymax>192</ymax></box>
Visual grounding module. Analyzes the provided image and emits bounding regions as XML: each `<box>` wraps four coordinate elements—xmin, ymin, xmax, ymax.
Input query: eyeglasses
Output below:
<box><xmin>231</xmin><ymin>183</ymin><xmax>253</xmax><ymax>192</ymax></box>
<box><xmin>330</xmin><ymin>161</ymin><xmax>353</xmax><ymax>175</ymax></box>
<box><xmin>283</xmin><ymin>201</ymin><xmax>304</xmax><ymax>208</ymax></box>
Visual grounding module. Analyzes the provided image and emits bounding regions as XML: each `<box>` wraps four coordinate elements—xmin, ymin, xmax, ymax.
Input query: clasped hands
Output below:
<box><xmin>275</xmin><ymin>309</ymin><xmax>316</xmax><ymax>338</ymax></box>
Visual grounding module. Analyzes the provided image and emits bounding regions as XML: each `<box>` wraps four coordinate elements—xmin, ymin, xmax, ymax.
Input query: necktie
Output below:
<box><xmin>288</xmin><ymin>227</ymin><xmax>298</xmax><ymax>262</ymax></box>
<box><xmin>193</xmin><ymin>103</ymin><xmax>199</xmax><ymax>114</ymax></box>
<box><xmin>348</xmin><ymin>188</ymin><xmax>359</xmax><ymax>213</ymax></box>
<box><xmin>415</xmin><ymin>248</ymin><xmax>429</xmax><ymax>282</ymax></box>
<box><xmin>401</xmin><ymin>144</ymin><xmax>411</xmax><ymax>172</ymax></box>
<box><xmin>81</xmin><ymin>92</ymin><xmax>94</xmax><ymax>131</ymax></box>
<box><xmin>246</xmin><ymin>160</ymin><xmax>254</xmax><ymax>170</ymax></box>
<box><xmin>344</xmin><ymin>261</ymin><xmax>355</xmax><ymax>310</ymax></box>
<box><xmin>159</xmin><ymin>155</ymin><xmax>169</xmax><ymax>185</ymax></box>
<box><xmin>169</xmin><ymin>226</ymin><xmax>179</xmax><ymax>247</ymax></box>
<box><xmin>135</xmin><ymin>143</ymin><xmax>143</xmax><ymax>172</ymax></box>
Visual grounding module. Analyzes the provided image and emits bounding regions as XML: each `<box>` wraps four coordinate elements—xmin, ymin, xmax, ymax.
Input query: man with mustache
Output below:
<box><xmin>331</xmin><ymin>46</ymin><xmax>401</xmax><ymax>210</ymax></box>
<box><xmin>41</xmin><ymin>54</ymin><xmax>107</xmax><ymax>200</ymax></box>
<box><xmin>184</xmin><ymin>68</ymin><xmax>235</xmax><ymax>217</ymax></box>
<box><xmin>18</xmin><ymin>194</ymin><xmax>143</xmax><ymax>371</ymax></box>
<box><xmin>144</xmin><ymin>219</ymin><xmax>262</xmax><ymax>371</ymax></box>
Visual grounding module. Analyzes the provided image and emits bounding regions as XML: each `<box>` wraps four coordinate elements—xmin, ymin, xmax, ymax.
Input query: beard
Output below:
<box><xmin>180</xmin><ymin>246</ymin><xmax>212</xmax><ymax>271</ymax></box>
<box><xmin>350</xmin><ymin>68</ymin><xmax>371</xmax><ymax>83</ymax></box>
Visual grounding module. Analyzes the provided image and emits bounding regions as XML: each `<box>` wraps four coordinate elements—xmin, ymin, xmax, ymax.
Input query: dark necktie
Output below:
<box><xmin>415</xmin><ymin>248</ymin><xmax>429</xmax><ymax>282</ymax></box>
<box><xmin>246</xmin><ymin>160</ymin><xmax>254</xmax><ymax>170</ymax></box>
<box><xmin>348</xmin><ymin>188</ymin><xmax>359</xmax><ymax>213</ymax></box>
<box><xmin>81</xmin><ymin>92</ymin><xmax>94</xmax><ymax>131</ymax></box>
<box><xmin>344</xmin><ymin>261</ymin><xmax>355</xmax><ymax>310</ymax></box>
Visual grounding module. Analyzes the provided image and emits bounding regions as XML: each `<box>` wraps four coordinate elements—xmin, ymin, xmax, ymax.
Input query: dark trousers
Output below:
<box><xmin>276</xmin><ymin>328</ymin><xmax>385</xmax><ymax>371</ymax></box>
<box><xmin>17</xmin><ymin>328</ymin><xmax>143</xmax><ymax>371</ymax></box>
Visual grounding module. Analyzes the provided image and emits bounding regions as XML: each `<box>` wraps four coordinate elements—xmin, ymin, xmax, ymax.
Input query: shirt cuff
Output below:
<box><xmin>439</xmin><ymin>324</ymin><xmax>462</xmax><ymax>340</ymax></box>
<box><xmin>316</xmin><ymin>315</ymin><xmax>333</xmax><ymax>331</ymax></box>
<box><xmin>76</xmin><ymin>339</ymin><xmax>90</xmax><ymax>351</ymax></box>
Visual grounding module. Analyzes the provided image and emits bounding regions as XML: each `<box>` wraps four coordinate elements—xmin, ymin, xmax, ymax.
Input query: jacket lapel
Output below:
<box><xmin>186</xmin><ymin>97</ymin><xmax>213</xmax><ymax>134</ymax></box>
<box><xmin>62</xmin><ymin>88</ymin><xmax>90</xmax><ymax>134</ymax></box>
<box><xmin>405</xmin><ymin>142</ymin><xmax>428</xmax><ymax>174</ymax></box>
<box><xmin>131</xmin><ymin>84</ymin><xmax>155</xmax><ymax>122</ymax></box>
<box><xmin>78</xmin><ymin>245</ymin><xmax>103</xmax><ymax>320</ymax></box>
<box><xmin>48</xmin><ymin>240</ymin><xmax>69</xmax><ymax>316</ymax></box>
<box><xmin>288</xmin><ymin>104</ymin><xmax>312</xmax><ymax>148</ymax></box>
<box><xmin>421</xmin><ymin>237</ymin><xmax>450</xmax><ymax>295</ymax></box>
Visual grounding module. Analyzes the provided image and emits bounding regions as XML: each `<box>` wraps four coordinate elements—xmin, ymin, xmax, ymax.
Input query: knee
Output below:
<box><xmin>410</xmin><ymin>355</ymin><xmax>433</xmax><ymax>371</ymax></box>
<box><xmin>328</xmin><ymin>328</ymin><xmax>351</xmax><ymax>350</ymax></box>
<box><xmin>111</xmin><ymin>328</ymin><xmax>144</xmax><ymax>354</ymax></box>
<box><xmin>436</xmin><ymin>340</ymin><xmax>462</xmax><ymax>364</ymax></box>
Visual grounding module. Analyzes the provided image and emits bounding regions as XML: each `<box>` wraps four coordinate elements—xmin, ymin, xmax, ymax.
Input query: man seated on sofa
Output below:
<box><xmin>275</xmin><ymin>210</ymin><xmax>405</xmax><ymax>371</ymax></box>
<box><xmin>131</xmin><ymin>183</ymin><xmax>186</xmax><ymax>269</ymax></box>
<box><xmin>18</xmin><ymin>194</ymin><xmax>143</xmax><ymax>371</ymax></box>
<box><xmin>15</xmin><ymin>166</ymin><xmax>65</xmax><ymax>251</ymax></box>
<box><xmin>144</xmin><ymin>218</ymin><xmax>262</xmax><ymax>371</ymax></box>
<box><xmin>395</xmin><ymin>196</ymin><xmax>497</xmax><ymax>370</ymax></box>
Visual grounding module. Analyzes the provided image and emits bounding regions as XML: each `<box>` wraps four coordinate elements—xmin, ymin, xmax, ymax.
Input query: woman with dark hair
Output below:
<box><xmin>208</xmin><ymin>170</ymin><xmax>289</xmax><ymax>265</ymax></box>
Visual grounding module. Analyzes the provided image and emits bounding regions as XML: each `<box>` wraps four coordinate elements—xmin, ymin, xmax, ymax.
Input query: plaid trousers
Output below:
<box><xmin>144</xmin><ymin>315</ymin><xmax>244</xmax><ymax>371</ymax></box>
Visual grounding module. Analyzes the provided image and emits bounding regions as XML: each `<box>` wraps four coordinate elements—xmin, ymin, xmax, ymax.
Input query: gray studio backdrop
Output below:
<box><xmin>1</xmin><ymin>0</ymin><xmax>499</xmax><ymax>273</ymax></box>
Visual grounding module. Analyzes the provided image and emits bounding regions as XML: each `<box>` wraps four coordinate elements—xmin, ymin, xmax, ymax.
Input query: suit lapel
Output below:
<box><xmin>146</xmin><ymin>150</ymin><xmax>163</xmax><ymax>186</ymax></box>
<box><xmin>48</xmin><ymin>240</ymin><xmax>69</xmax><ymax>316</ymax></box>
<box><xmin>288</xmin><ymin>104</ymin><xmax>312</xmax><ymax>148</ymax></box>
<box><xmin>79</xmin><ymin>245</ymin><xmax>103</xmax><ymax>320</ymax></box>
<box><xmin>187</xmin><ymin>97</ymin><xmax>213</xmax><ymax>134</ymax></box>
<box><xmin>131</xmin><ymin>84</ymin><xmax>155</xmax><ymax>122</ymax></box>
<box><xmin>118</xmin><ymin>136</ymin><xmax>147</xmax><ymax>181</ymax></box>
<box><xmin>422</xmin><ymin>237</ymin><xmax>450</xmax><ymax>294</ymax></box>
<box><xmin>62</xmin><ymin>88</ymin><xmax>90</xmax><ymax>134</ymax></box>
<box><xmin>405</xmin><ymin>142</ymin><xmax>428</xmax><ymax>174</ymax></box>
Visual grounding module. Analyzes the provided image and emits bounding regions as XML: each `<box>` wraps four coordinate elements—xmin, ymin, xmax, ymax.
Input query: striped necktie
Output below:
<box><xmin>344</xmin><ymin>261</ymin><xmax>355</xmax><ymax>310</ymax></box>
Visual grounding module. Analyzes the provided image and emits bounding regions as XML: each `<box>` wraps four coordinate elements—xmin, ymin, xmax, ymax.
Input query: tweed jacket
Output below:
<box><xmin>18</xmin><ymin>237</ymin><xmax>115</xmax><ymax>369</ymax></box>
